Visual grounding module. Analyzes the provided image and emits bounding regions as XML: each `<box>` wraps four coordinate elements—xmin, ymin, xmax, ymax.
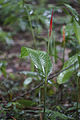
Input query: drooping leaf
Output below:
<box><xmin>23</xmin><ymin>77</ymin><xmax>32</xmax><ymax>87</ymax></box>
<box><xmin>21</xmin><ymin>47</ymin><xmax>52</xmax><ymax>76</ymax></box>
<box><xmin>73</xmin><ymin>19</ymin><xmax>80</xmax><ymax>44</ymax></box>
<box><xmin>78</xmin><ymin>55</ymin><xmax>80</xmax><ymax>67</ymax></box>
<box><xmin>50</xmin><ymin>111</ymin><xmax>74</xmax><ymax>120</ymax></box>
<box><xmin>57</xmin><ymin>53</ymin><xmax>80</xmax><ymax>84</ymax></box>
<box><xmin>20</xmin><ymin>71</ymin><xmax>38</xmax><ymax>77</ymax></box>
<box><xmin>67</xmin><ymin>102</ymin><xmax>80</xmax><ymax>112</ymax></box>
<box><xmin>65</xmin><ymin>4</ymin><xmax>79</xmax><ymax>21</ymax></box>
<box><xmin>20</xmin><ymin>71</ymin><xmax>43</xmax><ymax>80</ymax></box>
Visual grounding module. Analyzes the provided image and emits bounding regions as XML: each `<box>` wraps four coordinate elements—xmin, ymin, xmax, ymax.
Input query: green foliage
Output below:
<box><xmin>54</xmin><ymin>15</ymin><xmax>71</xmax><ymax>24</ymax></box>
<box><xmin>73</xmin><ymin>19</ymin><xmax>80</xmax><ymax>44</ymax></box>
<box><xmin>63</xmin><ymin>5</ymin><xmax>80</xmax><ymax>54</ymax></box>
<box><xmin>0</xmin><ymin>104</ymin><xmax>6</xmax><ymax>119</ymax></box>
<box><xmin>57</xmin><ymin>0</ymin><xmax>70</xmax><ymax>4</ymax></box>
<box><xmin>21</xmin><ymin>47</ymin><xmax>52</xmax><ymax>76</ymax></box>
<box><xmin>0</xmin><ymin>0</ymin><xmax>23</xmax><ymax>22</ymax></box>
<box><xmin>49</xmin><ymin>111</ymin><xmax>74</xmax><ymax>120</ymax></box>
<box><xmin>23</xmin><ymin>77</ymin><xmax>32</xmax><ymax>87</ymax></box>
<box><xmin>46</xmin><ymin>109</ymin><xmax>74</xmax><ymax>120</ymax></box>
<box><xmin>0</xmin><ymin>61</ymin><xmax>7</xmax><ymax>77</ymax></box>
<box><xmin>65</xmin><ymin>4</ymin><xmax>80</xmax><ymax>21</ymax></box>
<box><xmin>57</xmin><ymin>53</ymin><xmax>80</xmax><ymax>84</ymax></box>
<box><xmin>20</xmin><ymin>71</ymin><xmax>43</xmax><ymax>81</ymax></box>
<box><xmin>0</xmin><ymin>0</ymin><xmax>47</xmax><ymax>32</ymax></box>
<box><xmin>65</xmin><ymin>23</ymin><xmax>74</xmax><ymax>36</ymax></box>
<box><xmin>78</xmin><ymin>55</ymin><xmax>80</xmax><ymax>67</ymax></box>
<box><xmin>78</xmin><ymin>0</ymin><xmax>80</xmax><ymax>4</ymax></box>
<box><xmin>20</xmin><ymin>71</ymin><xmax>38</xmax><ymax>77</ymax></box>
<box><xmin>0</xmin><ymin>28</ymin><xmax>14</xmax><ymax>45</ymax></box>
<box><xmin>67</xmin><ymin>102</ymin><xmax>80</xmax><ymax>112</ymax></box>
<box><xmin>57</xmin><ymin>4</ymin><xmax>80</xmax><ymax>84</ymax></box>
<box><xmin>17</xmin><ymin>99</ymin><xmax>36</xmax><ymax>108</ymax></box>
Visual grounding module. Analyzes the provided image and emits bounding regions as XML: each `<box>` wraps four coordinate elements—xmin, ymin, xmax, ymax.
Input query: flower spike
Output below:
<box><xmin>49</xmin><ymin>10</ymin><xmax>53</xmax><ymax>37</ymax></box>
<box><xmin>62</xmin><ymin>26</ymin><xmax>65</xmax><ymax>43</ymax></box>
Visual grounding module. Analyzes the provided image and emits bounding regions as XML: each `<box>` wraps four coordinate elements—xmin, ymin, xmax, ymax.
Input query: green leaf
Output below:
<box><xmin>0</xmin><ymin>28</ymin><xmax>14</xmax><ymax>45</ymax></box>
<box><xmin>77</xmin><ymin>55</ymin><xmax>80</xmax><ymax>77</ymax></box>
<box><xmin>57</xmin><ymin>53</ymin><xmax>80</xmax><ymax>84</ymax></box>
<box><xmin>78</xmin><ymin>55</ymin><xmax>80</xmax><ymax>67</ymax></box>
<box><xmin>17</xmin><ymin>99</ymin><xmax>36</xmax><ymax>107</ymax></box>
<box><xmin>65</xmin><ymin>4</ymin><xmax>79</xmax><ymax>20</ymax></box>
<box><xmin>50</xmin><ymin>111</ymin><xmax>74</xmax><ymax>120</ymax></box>
<box><xmin>0</xmin><ymin>61</ymin><xmax>7</xmax><ymax>77</ymax></box>
<box><xmin>23</xmin><ymin>77</ymin><xmax>32</xmax><ymax>87</ymax></box>
<box><xmin>67</xmin><ymin>102</ymin><xmax>80</xmax><ymax>112</ymax></box>
<box><xmin>21</xmin><ymin>47</ymin><xmax>52</xmax><ymax>76</ymax></box>
<box><xmin>20</xmin><ymin>71</ymin><xmax>38</xmax><ymax>77</ymax></box>
<box><xmin>20</xmin><ymin>71</ymin><xmax>42</xmax><ymax>80</ymax></box>
<box><xmin>65</xmin><ymin>23</ymin><xmax>74</xmax><ymax>36</ymax></box>
<box><xmin>73</xmin><ymin>19</ymin><xmax>80</xmax><ymax>44</ymax></box>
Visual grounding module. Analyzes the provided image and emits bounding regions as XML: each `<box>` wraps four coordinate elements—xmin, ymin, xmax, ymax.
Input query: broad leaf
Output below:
<box><xmin>21</xmin><ymin>47</ymin><xmax>52</xmax><ymax>76</ymax></box>
<box><xmin>57</xmin><ymin>53</ymin><xmax>80</xmax><ymax>84</ymax></box>
<box><xmin>73</xmin><ymin>19</ymin><xmax>80</xmax><ymax>44</ymax></box>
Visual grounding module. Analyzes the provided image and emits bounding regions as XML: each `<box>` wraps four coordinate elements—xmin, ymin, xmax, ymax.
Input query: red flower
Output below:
<box><xmin>49</xmin><ymin>10</ymin><xmax>53</xmax><ymax>37</ymax></box>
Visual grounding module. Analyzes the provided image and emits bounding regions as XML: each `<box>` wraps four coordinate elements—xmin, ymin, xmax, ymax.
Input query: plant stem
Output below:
<box><xmin>39</xmin><ymin>88</ymin><xmax>41</xmax><ymax>104</ymax></box>
<box><xmin>63</xmin><ymin>42</ymin><xmax>65</xmax><ymax>65</ymax></box>
<box><xmin>31</xmin><ymin>60</ymin><xmax>34</xmax><ymax>72</ymax></box>
<box><xmin>26</xmin><ymin>7</ymin><xmax>36</xmax><ymax>71</ymax></box>
<box><xmin>23</xmin><ymin>1</ymin><xmax>36</xmax><ymax>49</ymax></box>
<box><xmin>43</xmin><ymin>77</ymin><xmax>47</xmax><ymax>120</ymax></box>
<box><xmin>60</xmin><ymin>42</ymin><xmax>65</xmax><ymax>102</ymax></box>
<box><xmin>76</xmin><ymin>76</ymin><xmax>79</xmax><ymax>120</ymax></box>
<box><xmin>27</xmin><ymin>7</ymin><xmax>36</xmax><ymax>49</ymax></box>
<box><xmin>53</xmin><ymin>33</ymin><xmax>57</xmax><ymax>63</ymax></box>
<box><xmin>44</xmin><ymin>35</ymin><xmax>49</xmax><ymax>119</ymax></box>
<box><xmin>43</xmin><ymin>26</ymin><xmax>50</xmax><ymax>119</ymax></box>
<box><xmin>44</xmin><ymin>10</ymin><xmax>53</xmax><ymax>117</ymax></box>
<box><xmin>48</xmin><ymin>35</ymin><xmax>50</xmax><ymax>55</ymax></box>
<box><xmin>23</xmin><ymin>0</ymin><xmax>24</xmax><ymax>7</ymax></box>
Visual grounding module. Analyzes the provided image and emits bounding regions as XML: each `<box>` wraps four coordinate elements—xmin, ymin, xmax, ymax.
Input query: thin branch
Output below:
<box><xmin>12</xmin><ymin>81</ymin><xmax>44</xmax><ymax>101</ymax></box>
<box><xmin>12</xmin><ymin>61</ymin><xmax>78</xmax><ymax>101</ymax></box>
<box><xmin>48</xmin><ymin>61</ymin><xmax>78</xmax><ymax>80</ymax></box>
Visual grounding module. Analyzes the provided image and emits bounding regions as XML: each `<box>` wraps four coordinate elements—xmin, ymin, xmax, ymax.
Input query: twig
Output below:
<box><xmin>12</xmin><ymin>61</ymin><xmax>78</xmax><ymax>101</ymax></box>
<box><xmin>12</xmin><ymin>81</ymin><xmax>44</xmax><ymax>101</ymax></box>
<box><xmin>48</xmin><ymin>61</ymin><xmax>78</xmax><ymax>80</ymax></box>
